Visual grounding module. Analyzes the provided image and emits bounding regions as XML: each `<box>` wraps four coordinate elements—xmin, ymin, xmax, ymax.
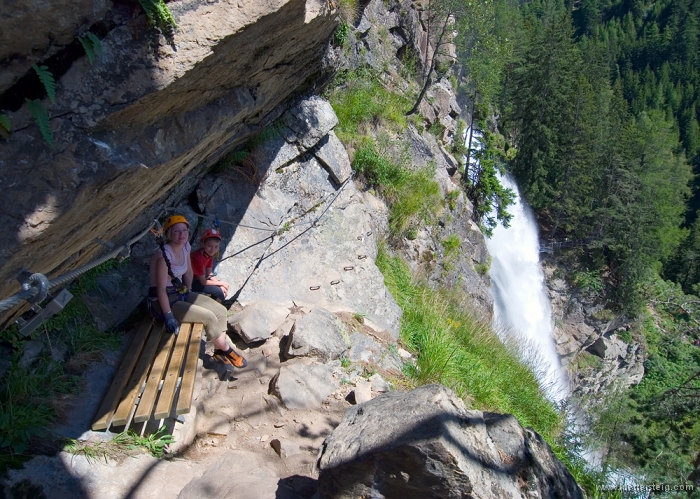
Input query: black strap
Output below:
<box><xmin>157</xmin><ymin>238</ymin><xmax>188</xmax><ymax>294</ymax></box>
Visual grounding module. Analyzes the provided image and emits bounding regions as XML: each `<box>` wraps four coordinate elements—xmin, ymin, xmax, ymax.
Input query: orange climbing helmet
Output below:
<box><xmin>163</xmin><ymin>215</ymin><xmax>190</xmax><ymax>232</ymax></box>
<box><xmin>200</xmin><ymin>228</ymin><xmax>222</xmax><ymax>243</ymax></box>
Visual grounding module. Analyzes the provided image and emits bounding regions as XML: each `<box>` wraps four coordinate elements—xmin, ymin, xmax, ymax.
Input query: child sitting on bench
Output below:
<box><xmin>190</xmin><ymin>228</ymin><xmax>229</xmax><ymax>303</ymax></box>
<box><xmin>148</xmin><ymin>216</ymin><xmax>245</xmax><ymax>368</ymax></box>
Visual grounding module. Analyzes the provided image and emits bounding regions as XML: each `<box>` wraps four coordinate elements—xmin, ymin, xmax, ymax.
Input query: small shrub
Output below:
<box><xmin>78</xmin><ymin>33</ymin><xmax>102</xmax><ymax>64</ymax></box>
<box><xmin>337</xmin><ymin>0</ymin><xmax>360</xmax><ymax>23</ymax></box>
<box><xmin>441</xmin><ymin>234</ymin><xmax>461</xmax><ymax>255</ymax></box>
<box><xmin>575</xmin><ymin>352</ymin><xmax>602</xmax><ymax>371</ymax></box>
<box><xmin>573</xmin><ymin>270</ymin><xmax>604</xmax><ymax>295</ymax></box>
<box><xmin>399</xmin><ymin>49</ymin><xmax>420</xmax><ymax>81</ymax></box>
<box><xmin>0</xmin><ymin>113</ymin><xmax>10</xmax><ymax>133</ymax></box>
<box><xmin>591</xmin><ymin>308</ymin><xmax>615</xmax><ymax>322</ymax></box>
<box><xmin>617</xmin><ymin>329</ymin><xmax>632</xmax><ymax>343</ymax></box>
<box><xmin>25</xmin><ymin>99</ymin><xmax>53</xmax><ymax>148</ymax></box>
<box><xmin>474</xmin><ymin>257</ymin><xmax>491</xmax><ymax>276</ymax></box>
<box><xmin>446</xmin><ymin>189</ymin><xmax>460</xmax><ymax>210</ymax></box>
<box><xmin>138</xmin><ymin>0</ymin><xmax>177</xmax><ymax>32</ymax></box>
<box><xmin>428</xmin><ymin>121</ymin><xmax>445</xmax><ymax>138</ymax></box>
<box><xmin>406</xmin><ymin>227</ymin><xmax>418</xmax><ymax>240</ymax></box>
<box><xmin>334</xmin><ymin>20</ymin><xmax>351</xmax><ymax>47</ymax></box>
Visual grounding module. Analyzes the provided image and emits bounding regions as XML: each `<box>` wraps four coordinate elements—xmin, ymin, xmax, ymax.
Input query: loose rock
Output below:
<box><xmin>284</xmin><ymin>307</ymin><xmax>349</xmax><ymax>362</ymax></box>
<box><xmin>270</xmin><ymin>362</ymin><xmax>339</xmax><ymax>410</ymax></box>
<box><xmin>228</xmin><ymin>301</ymin><xmax>290</xmax><ymax>344</ymax></box>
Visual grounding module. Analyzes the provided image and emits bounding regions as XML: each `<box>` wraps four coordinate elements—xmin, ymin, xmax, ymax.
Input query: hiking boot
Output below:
<box><xmin>213</xmin><ymin>349</ymin><xmax>248</xmax><ymax>369</ymax></box>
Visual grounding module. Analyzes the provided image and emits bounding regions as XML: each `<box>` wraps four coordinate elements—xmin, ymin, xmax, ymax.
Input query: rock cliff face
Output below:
<box><xmin>0</xmin><ymin>0</ymin><xmax>337</xmax><ymax>328</ymax></box>
<box><xmin>340</xmin><ymin>0</ymin><xmax>493</xmax><ymax>315</ymax></box>
<box><xmin>543</xmin><ymin>260</ymin><xmax>645</xmax><ymax>400</ymax></box>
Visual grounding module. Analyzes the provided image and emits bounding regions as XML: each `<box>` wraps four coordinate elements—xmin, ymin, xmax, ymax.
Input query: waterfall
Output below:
<box><xmin>484</xmin><ymin>173</ymin><xmax>569</xmax><ymax>402</ymax></box>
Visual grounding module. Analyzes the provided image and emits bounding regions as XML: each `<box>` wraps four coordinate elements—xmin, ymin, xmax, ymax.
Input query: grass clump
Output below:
<box><xmin>337</xmin><ymin>0</ymin><xmax>360</xmax><ymax>23</ymax></box>
<box><xmin>376</xmin><ymin>244</ymin><xmax>561</xmax><ymax>440</ymax></box>
<box><xmin>328</xmin><ymin>68</ymin><xmax>410</xmax><ymax>144</ymax></box>
<box><xmin>352</xmin><ymin>138</ymin><xmax>441</xmax><ymax>237</ymax></box>
<box><xmin>441</xmin><ymin>234</ymin><xmax>461</xmax><ymax>255</ymax></box>
<box><xmin>0</xmin><ymin>261</ymin><xmax>125</xmax><ymax>470</ymax></box>
<box><xmin>64</xmin><ymin>425</ymin><xmax>175</xmax><ymax>463</ymax></box>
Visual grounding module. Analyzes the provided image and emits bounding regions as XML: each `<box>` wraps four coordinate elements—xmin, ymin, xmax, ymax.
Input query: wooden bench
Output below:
<box><xmin>92</xmin><ymin>319</ymin><xmax>204</xmax><ymax>431</ymax></box>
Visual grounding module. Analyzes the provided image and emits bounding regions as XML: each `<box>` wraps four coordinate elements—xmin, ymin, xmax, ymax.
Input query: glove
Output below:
<box><xmin>164</xmin><ymin>311</ymin><xmax>180</xmax><ymax>335</ymax></box>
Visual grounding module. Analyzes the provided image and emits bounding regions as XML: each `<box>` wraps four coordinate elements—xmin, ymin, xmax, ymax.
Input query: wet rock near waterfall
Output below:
<box><xmin>543</xmin><ymin>261</ymin><xmax>646</xmax><ymax>399</ymax></box>
<box><xmin>316</xmin><ymin>384</ymin><xmax>583</xmax><ymax>499</ymax></box>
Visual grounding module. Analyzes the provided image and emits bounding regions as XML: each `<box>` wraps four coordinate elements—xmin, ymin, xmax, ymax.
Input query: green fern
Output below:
<box><xmin>138</xmin><ymin>0</ymin><xmax>177</xmax><ymax>31</ymax></box>
<box><xmin>0</xmin><ymin>114</ymin><xmax>10</xmax><ymax>133</ymax></box>
<box><xmin>87</xmin><ymin>33</ymin><xmax>102</xmax><ymax>56</ymax></box>
<box><xmin>78</xmin><ymin>33</ymin><xmax>102</xmax><ymax>64</ymax></box>
<box><xmin>79</xmin><ymin>37</ymin><xmax>95</xmax><ymax>64</ymax></box>
<box><xmin>32</xmin><ymin>64</ymin><xmax>56</xmax><ymax>103</ymax></box>
<box><xmin>25</xmin><ymin>99</ymin><xmax>54</xmax><ymax>148</ymax></box>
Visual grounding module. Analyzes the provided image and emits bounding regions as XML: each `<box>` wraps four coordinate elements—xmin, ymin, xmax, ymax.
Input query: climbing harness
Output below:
<box><xmin>147</xmin><ymin>218</ymin><xmax>190</xmax><ymax>321</ymax></box>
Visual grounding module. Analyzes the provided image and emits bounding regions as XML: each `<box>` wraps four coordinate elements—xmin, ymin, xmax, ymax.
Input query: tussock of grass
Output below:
<box><xmin>337</xmin><ymin>0</ymin><xmax>361</xmax><ymax>23</ymax></box>
<box><xmin>352</xmin><ymin>138</ymin><xmax>441</xmax><ymax>236</ymax></box>
<box><xmin>328</xmin><ymin>68</ymin><xmax>409</xmax><ymax>144</ymax></box>
<box><xmin>0</xmin><ymin>261</ymin><xmax>125</xmax><ymax>466</ymax></box>
<box><xmin>376</xmin><ymin>244</ymin><xmax>561</xmax><ymax>440</ymax></box>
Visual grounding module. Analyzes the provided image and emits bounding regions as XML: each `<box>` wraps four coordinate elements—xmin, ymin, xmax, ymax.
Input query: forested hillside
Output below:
<box><xmin>451</xmin><ymin>0</ymin><xmax>700</xmax><ymax>490</ymax></box>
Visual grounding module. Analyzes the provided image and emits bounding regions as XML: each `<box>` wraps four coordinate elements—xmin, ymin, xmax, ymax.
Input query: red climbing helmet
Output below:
<box><xmin>200</xmin><ymin>228</ymin><xmax>222</xmax><ymax>243</ymax></box>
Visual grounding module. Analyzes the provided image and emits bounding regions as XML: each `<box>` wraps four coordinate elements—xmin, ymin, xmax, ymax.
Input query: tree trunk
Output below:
<box><xmin>406</xmin><ymin>11</ymin><xmax>452</xmax><ymax>116</ymax></box>
<box><xmin>464</xmin><ymin>92</ymin><xmax>476</xmax><ymax>177</ymax></box>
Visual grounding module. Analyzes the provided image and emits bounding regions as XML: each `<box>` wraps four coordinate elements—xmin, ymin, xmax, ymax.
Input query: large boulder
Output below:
<box><xmin>316</xmin><ymin>384</ymin><xmax>583</xmax><ymax>499</ymax></box>
<box><xmin>285</xmin><ymin>307</ymin><xmax>349</xmax><ymax>362</ymax></box>
<box><xmin>282</xmin><ymin>95</ymin><xmax>339</xmax><ymax>150</ymax></box>
<box><xmin>313</xmin><ymin>131</ymin><xmax>352</xmax><ymax>185</ymax></box>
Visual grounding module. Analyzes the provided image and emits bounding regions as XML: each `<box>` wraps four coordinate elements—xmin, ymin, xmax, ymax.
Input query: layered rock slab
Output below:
<box><xmin>316</xmin><ymin>384</ymin><xmax>583</xmax><ymax>499</ymax></box>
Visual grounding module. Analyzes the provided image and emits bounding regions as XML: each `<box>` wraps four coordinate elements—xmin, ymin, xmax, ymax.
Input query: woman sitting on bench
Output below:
<box><xmin>148</xmin><ymin>215</ymin><xmax>247</xmax><ymax>369</ymax></box>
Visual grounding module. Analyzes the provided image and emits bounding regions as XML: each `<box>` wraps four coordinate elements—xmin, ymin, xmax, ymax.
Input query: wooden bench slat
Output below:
<box><xmin>91</xmin><ymin>320</ymin><xmax>154</xmax><ymax>431</ymax></box>
<box><xmin>132</xmin><ymin>327</ymin><xmax>175</xmax><ymax>423</ymax></box>
<box><xmin>111</xmin><ymin>323</ymin><xmax>164</xmax><ymax>427</ymax></box>
<box><xmin>176</xmin><ymin>323</ymin><xmax>204</xmax><ymax>415</ymax></box>
<box><xmin>153</xmin><ymin>323</ymin><xmax>192</xmax><ymax>420</ymax></box>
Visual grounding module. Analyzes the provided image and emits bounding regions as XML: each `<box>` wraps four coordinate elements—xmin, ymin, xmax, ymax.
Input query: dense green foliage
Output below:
<box><xmin>455</xmin><ymin>0</ymin><xmax>698</xmax><ymax>311</ymax></box>
<box><xmin>502</xmin><ymin>0</ymin><xmax>693</xmax><ymax>312</ymax></box>
<box><xmin>449</xmin><ymin>0</ymin><xmax>700</xmax><ymax>489</ymax></box>
<box><xmin>588</xmin><ymin>279</ymin><xmax>700</xmax><ymax>493</ymax></box>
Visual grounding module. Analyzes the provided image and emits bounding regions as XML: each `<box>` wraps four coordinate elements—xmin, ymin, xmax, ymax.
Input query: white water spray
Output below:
<box><xmin>485</xmin><ymin>173</ymin><xmax>569</xmax><ymax>402</ymax></box>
